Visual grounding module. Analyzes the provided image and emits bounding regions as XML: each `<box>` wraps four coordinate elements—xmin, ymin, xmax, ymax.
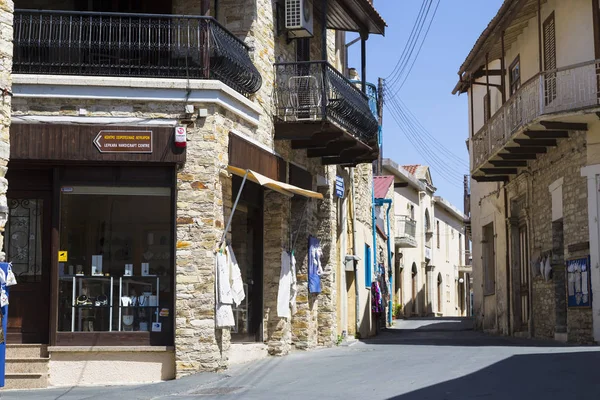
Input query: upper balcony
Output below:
<box><xmin>12</xmin><ymin>9</ymin><xmax>262</xmax><ymax>97</ymax></box>
<box><xmin>273</xmin><ymin>61</ymin><xmax>379</xmax><ymax>166</ymax></box>
<box><xmin>395</xmin><ymin>215</ymin><xmax>417</xmax><ymax>248</ymax></box>
<box><xmin>471</xmin><ymin>59</ymin><xmax>597</xmax><ymax>181</ymax></box>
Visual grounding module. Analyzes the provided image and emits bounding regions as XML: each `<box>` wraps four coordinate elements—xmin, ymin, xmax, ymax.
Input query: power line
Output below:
<box><xmin>383</xmin><ymin>83</ymin><xmax>469</xmax><ymax>169</ymax></box>
<box><xmin>385</xmin><ymin>0</ymin><xmax>430</xmax><ymax>83</ymax></box>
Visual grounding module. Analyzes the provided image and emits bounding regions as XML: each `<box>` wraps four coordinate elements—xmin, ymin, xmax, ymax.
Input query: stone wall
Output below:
<box><xmin>0</xmin><ymin>0</ymin><xmax>12</xmax><ymax>260</ymax></box>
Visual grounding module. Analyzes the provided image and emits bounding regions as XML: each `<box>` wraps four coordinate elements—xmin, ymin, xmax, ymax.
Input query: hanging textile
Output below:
<box><xmin>228</xmin><ymin>245</ymin><xmax>245</xmax><ymax>307</ymax></box>
<box><xmin>371</xmin><ymin>281</ymin><xmax>382</xmax><ymax>313</ymax></box>
<box><xmin>290</xmin><ymin>253</ymin><xmax>298</xmax><ymax>315</ymax></box>
<box><xmin>308</xmin><ymin>236</ymin><xmax>323</xmax><ymax>294</ymax></box>
<box><xmin>215</xmin><ymin>251</ymin><xmax>235</xmax><ymax>328</ymax></box>
<box><xmin>278</xmin><ymin>251</ymin><xmax>292</xmax><ymax>318</ymax></box>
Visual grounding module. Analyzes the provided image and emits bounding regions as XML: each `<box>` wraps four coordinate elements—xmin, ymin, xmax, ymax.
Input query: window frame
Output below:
<box><xmin>509</xmin><ymin>55</ymin><xmax>521</xmax><ymax>96</ymax></box>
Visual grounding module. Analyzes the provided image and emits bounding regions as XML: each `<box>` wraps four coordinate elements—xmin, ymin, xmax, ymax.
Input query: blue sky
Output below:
<box><xmin>348</xmin><ymin>0</ymin><xmax>503</xmax><ymax>208</ymax></box>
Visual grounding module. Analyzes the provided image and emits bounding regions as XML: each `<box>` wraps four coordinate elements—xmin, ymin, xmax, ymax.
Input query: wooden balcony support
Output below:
<box><xmin>307</xmin><ymin>141</ymin><xmax>357</xmax><ymax>157</ymax></box>
<box><xmin>505</xmin><ymin>146</ymin><xmax>547</xmax><ymax>154</ymax></box>
<box><xmin>472</xmin><ymin>175</ymin><xmax>509</xmax><ymax>182</ymax></box>
<box><xmin>291</xmin><ymin>132</ymin><xmax>344</xmax><ymax>149</ymax></box>
<box><xmin>513</xmin><ymin>138</ymin><xmax>557</xmax><ymax>147</ymax></box>
<box><xmin>525</xmin><ymin>130</ymin><xmax>569</xmax><ymax>139</ymax></box>
<box><xmin>540</xmin><ymin>121</ymin><xmax>588</xmax><ymax>131</ymax></box>
<box><xmin>498</xmin><ymin>153</ymin><xmax>538</xmax><ymax>160</ymax></box>
<box><xmin>489</xmin><ymin>160</ymin><xmax>528</xmax><ymax>167</ymax></box>
<box><xmin>480</xmin><ymin>168</ymin><xmax>518</xmax><ymax>175</ymax></box>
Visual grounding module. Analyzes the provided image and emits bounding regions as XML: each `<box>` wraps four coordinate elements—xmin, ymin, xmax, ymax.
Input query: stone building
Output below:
<box><xmin>0</xmin><ymin>0</ymin><xmax>386</xmax><ymax>389</ymax></box>
<box><xmin>454</xmin><ymin>0</ymin><xmax>600</xmax><ymax>343</ymax></box>
<box><xmin>382</xmin><ymin>158</ymin><xmax>468</xmax><ymax>318</ymax></box>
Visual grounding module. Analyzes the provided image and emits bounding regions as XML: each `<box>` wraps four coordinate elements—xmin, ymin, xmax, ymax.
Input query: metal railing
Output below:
<box><xmin>396</xmin><ymin>215</ymin><xmax>417</xmax><ymax>239</ymax></box>
<box><xmin>273</xmin><ymin>61</ymin><xmax>379</xmax><ymax>144</ymax></box>
<box><xmin>471</xmin><ymin>59</ymin><xmax>600</xmax><ymax>171</ymax></box>
<box><xmin>13</xmin><ymin>9</ymin><xmax>262</xmax><ymax>96</ymax></box>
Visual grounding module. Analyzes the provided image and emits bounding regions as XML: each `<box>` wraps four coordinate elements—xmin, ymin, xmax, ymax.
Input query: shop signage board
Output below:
<box><xmin>94</xmin><ymin>130</ymin><xmax>153</xmax><ymax>154</ymax></box>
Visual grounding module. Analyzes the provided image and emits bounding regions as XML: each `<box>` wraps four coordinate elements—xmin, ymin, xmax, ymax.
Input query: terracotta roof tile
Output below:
<box><xmin>373</xmin><ymin>175</ymin><xmax>394</xmax><ymax>199</ymax></box>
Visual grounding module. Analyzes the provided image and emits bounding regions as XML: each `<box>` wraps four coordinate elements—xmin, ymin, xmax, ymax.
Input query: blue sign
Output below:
<box><xmin>566</xmin><ymin>257</ymin><xmax>592</xmax><ymax>308</ymax></box>
<box><xmin>335</xmin><ymin>176</ymin><xmax>345</xmax><ymax>198</ymax></box>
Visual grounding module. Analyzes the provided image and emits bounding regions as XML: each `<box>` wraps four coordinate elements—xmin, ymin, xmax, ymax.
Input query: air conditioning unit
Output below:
<box><xmin>285</xmin><ymin>0</ymin><xmax>314</xmax><ymax>38</ymax></box>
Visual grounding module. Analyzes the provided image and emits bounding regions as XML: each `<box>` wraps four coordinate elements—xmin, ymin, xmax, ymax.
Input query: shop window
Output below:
<box><xmin>57</xmin><ymin>186</ymin><xmax>173</xmax><ymax>344</ymax></box>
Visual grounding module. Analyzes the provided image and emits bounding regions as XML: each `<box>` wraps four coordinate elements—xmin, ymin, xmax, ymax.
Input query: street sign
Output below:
<box><xmin>93</xmin><ymin>130</ymin><xmax>153</xmax><ymax>153</ymax></box>
<box><xmin>335</xmin><ymin>176</ymin><xmax>345</xmax><ymax>198</ymax></box>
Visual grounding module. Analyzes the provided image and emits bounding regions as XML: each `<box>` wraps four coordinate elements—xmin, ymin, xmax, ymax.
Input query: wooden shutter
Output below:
<box><xmin>543</xmin><ymin>12</ymin><xmax>557</xmax><ymax>104</ymax></box>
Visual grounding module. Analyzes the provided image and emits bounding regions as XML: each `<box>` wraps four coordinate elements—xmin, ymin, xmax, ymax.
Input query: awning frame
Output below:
<box><xmin>218</xmin><ymin>165</ymin><xmax>323</xmax><ymax>251</ymax></box>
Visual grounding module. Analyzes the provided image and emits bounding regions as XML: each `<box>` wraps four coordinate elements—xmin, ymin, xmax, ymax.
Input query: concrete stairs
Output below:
<box><xmin>5</xmin><ymin>344</ymin><xmax>49</xmax><ymax>389</ymax></box>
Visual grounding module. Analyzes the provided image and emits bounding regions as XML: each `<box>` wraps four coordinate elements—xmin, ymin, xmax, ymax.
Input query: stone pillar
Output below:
<box><xmin>508</xmin><ymin>216</ymin><xmax>521</xmax><ymax>334</ymax></box>
<box><xmin>174</xmin><ymin>114</ymin><xmax>230</xmax><ymax>376</ymax></box>
<box><xmin>263</xmin><ymin>190</ymin><xmax>292</xmax><ymax>355</ymax></box>
<box><xmin>0</xmin><ymin>0</ymin><xmax>13</xmax><ymax>258</ymax></box>
<box><xmin>316</xmin><ymin>181</ymin><xmax>337</xmax><ymax>346</ymax></box>
<box><xmin>552</xmin><ymin>219</ymin><xmax>567</xmax><ymax>341</ymax></box>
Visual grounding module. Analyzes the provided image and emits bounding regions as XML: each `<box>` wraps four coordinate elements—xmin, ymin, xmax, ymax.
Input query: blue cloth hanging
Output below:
<box><xmin>308</xmin><ymin>236</ymin><xmax>322</xmax><ymax>294</ymax></box>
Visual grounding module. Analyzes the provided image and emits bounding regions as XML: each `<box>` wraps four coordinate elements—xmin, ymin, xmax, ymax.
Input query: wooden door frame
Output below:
<box><xmin>5</xmin><ymin>188</ymin><xmax>53</xmax><ymax>344</ymax></box>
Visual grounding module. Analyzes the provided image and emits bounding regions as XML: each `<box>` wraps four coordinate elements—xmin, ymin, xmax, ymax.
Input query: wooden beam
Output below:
<box><xmin>394</xmin><ymin>182</ymin><xmax>409</xmax><ymax>188</ymax></box>
<box><xmin>489</xmin><ymin>160</ymin><xmax>528</xmax><ymax>167</ymax></box>
<box><xmin>513</xmin><ymin>138</ymin><xmax>557</xmax><ymax>146</ymax></box>
<box><xmin>471</xmin><ymin>82</ymin><xmax>503</xmax><ymax>89</ymax></box>
<box><xmin>322</xmin><ymin>150</ymin><xmax>372</xmax><ymax>165</ymax></box>
<box><xmin>480</xmin><ymin>168</ymin><xmax>518</xmax><ymax>175</ymax></box>
<box><xmin>524</xmin><ymin>130</ymin><xmax>569</xmax><ymax>139</ymax></box>
<box><xmin>505</xmin><ymin>146</ymin><xmax>547</xmax><ymax>154</ymax></box>
<box><xmin>306</xmin><ymin>141</ymin><xmax>357</xmax><ymax>158</ymax></box>
<box><xmin>498</xmin><ymin>153</ymin><xmax>538</xmax><ymax>160</ymax></box>
<box><xmin>540</xmin><ymin>121</ymin><xmax>588</xmax><ymax>131</ymax></box>
<box><xmin>472</xmin><ymin>175</ymin><xmax>509</xmax><ymax>182</ymax></box>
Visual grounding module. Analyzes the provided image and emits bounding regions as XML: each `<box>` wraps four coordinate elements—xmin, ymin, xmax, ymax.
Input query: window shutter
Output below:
<box><xmin>543</xmin><ymin>12</ymin><xmax>557</xmax><ymax>104</ymax></box>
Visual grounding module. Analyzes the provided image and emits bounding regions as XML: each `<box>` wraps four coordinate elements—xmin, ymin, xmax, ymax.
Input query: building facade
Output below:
<box><xmin>454</xmin><ymin>0</ymin><xmax>600</xmax><ymax>343</ymax></box>
<box><xmin>0</xmin><ymin>0</ymin><xmax>386</xmax><ymax>388</ymax></box>
<box><xmin>382</xmin><ymin>159</ymin><xmax>468</xmax><ymax>318</ymax></box>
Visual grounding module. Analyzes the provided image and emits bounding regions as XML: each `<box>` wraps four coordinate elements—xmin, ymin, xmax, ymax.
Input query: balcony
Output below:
<box><xmin>13</xmin><ymin>9</ymin><xmax>262</xmax><ymax>97</ymax></box>
<box><xmin>273</xmin><ymin>61</ymin><xmax>379</xmax><ymax>166</ymax></box>
<box><xmin>471</xmin><ymin>59</ymin><xmax>597</xmax><ymax>181</ymax></box>
<box><xmin>395</xmin><ymin>216</ymin><xmax>417</xmax><ymax>248</ymax></box>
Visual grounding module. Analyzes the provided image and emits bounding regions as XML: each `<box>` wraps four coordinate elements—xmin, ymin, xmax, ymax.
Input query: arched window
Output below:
<box><xmin>410</xmin><ymin>204</ymin><xmax>415</xmax><ymax>220</ymax></box>
<box><xmin>425</xmin><ymin>209</ymin><xmax>430</xmax><ymax>232</ymax></box>
<box><xmin>437</xmin><ymin>273</ymin><xmax>443</xmax><ymax>314</ymax></box>
<box><xmin>436</xmin><ymin>221</ymin><xmax>440</xmax><ymax>249</ymax></box>
<box><xmin>411</xmin><ymin>263</ymin><xmax>418</xmax><ymax>315</ymax></box>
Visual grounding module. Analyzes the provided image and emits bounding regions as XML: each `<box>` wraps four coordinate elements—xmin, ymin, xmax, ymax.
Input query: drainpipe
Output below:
<box><xmin>351</xmin><ymin>168</ymin><xmax>361</xmax><ymax>337</ymax></box>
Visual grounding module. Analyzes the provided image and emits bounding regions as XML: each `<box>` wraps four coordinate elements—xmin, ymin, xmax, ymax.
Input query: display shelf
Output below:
<box><xmin>66</xmin><ymin>275</ymin><xmax>114</xmax><ymax>332</ymax></box>
<box><xmin>118</xmin><ymin>276</ymin><xmax>160</xmax><ymax>332</ymax></box>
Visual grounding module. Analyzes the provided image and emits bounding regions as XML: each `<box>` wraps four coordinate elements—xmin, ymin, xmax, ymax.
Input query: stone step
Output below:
<box><xmin>6</xmin><ymin>357</ymin><xmax>49</xmax><ymax>374</ymax></box>
<box><xmin>4</xmin><ymin>373</ymin><xmax>48</xmax><ymax>390</ymax></box>
<box><xmin>6</xmin><ymin>344</ymin><xmax>48</xmax><ymax>359</ymax></box>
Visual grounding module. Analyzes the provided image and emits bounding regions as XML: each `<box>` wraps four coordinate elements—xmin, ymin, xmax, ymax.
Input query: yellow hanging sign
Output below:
<box><xmin>58</xmin><ymin>251</ymin><xmax>68</xmax><ymax>262</ymax></box>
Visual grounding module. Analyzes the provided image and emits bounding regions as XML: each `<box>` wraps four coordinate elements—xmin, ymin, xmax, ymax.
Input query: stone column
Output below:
<box><xmin>0</xmin><ymin>0</ymin><xmax>13</xmax><ymax>258</ymax></box>
<box><xmin>263</xmin><ymin>190</ymin><xmax>292</xmax><ymax>355</ymax></box>
<box><xmin>552</xmin><ymin>219</ymin><xmax>567</xmax><ymax>341</ymax></box>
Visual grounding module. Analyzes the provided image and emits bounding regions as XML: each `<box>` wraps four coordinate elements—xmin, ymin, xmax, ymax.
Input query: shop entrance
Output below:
<box><xmin>4</xmin><ymin>169</ymin><xmax>53</xmax><ymax>344</ymax></box>
<box><xmin>230</xmin><ymin>176</ymin><xmax>264</xmax><ymax>342</ymax></box>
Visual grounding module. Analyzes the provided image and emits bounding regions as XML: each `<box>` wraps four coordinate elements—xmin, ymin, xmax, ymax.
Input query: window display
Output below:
<box><xmin>57</xmin><ymin>186</ymin><xmax>172</xmax><ymax>342</ymax></box>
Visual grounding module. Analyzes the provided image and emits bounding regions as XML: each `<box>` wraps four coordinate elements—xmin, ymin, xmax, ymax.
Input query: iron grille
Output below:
<box><xmin>13</xmin><ymin>9</ymin><xmax>262</xmax><ymax>96</ymax></box>
<box><xmin>273</xmin><ymin>61</ymin><xmax>379</xmax><ymax>144</ymax></box>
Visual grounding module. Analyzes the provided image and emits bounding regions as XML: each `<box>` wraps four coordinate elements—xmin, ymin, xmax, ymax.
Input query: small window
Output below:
<box><xmin>365</xmin><ymin>244</ymin><xmax>372</xmax><ymax>288</ymax></box>
<box><xmin>483</xmin><ymin>92</ymin><xmax>491</xmax><ymax>123</ymax></box>
<box><xmin>509</xmin><ymin>55</ymin><xmax>521</xmax><ymax>96</ymax></box>
<box><xmin>483</xmin><ymin>223</ymin><xmax>496</xmax><ymax>295</ymax></box>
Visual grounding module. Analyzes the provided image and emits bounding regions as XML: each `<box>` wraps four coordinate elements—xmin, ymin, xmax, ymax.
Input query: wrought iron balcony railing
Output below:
<box><xmin>472</xmin><ymin>59</ymin><xmax>600</xmax><ymax>172</ymax></box>
<box><xmin>395</xmin><ymin>215</ymin><xmax>417</xmax><ymax>248</ymax></box>
<box><xmin>274</xmin><ymin>61</ymin><xmax>379</xmax><ymax>144</ymax></box>
<box><xmin>13</xmin><ymin>9</ymin><xmax>262</xmax><ymax>96</ymax></box>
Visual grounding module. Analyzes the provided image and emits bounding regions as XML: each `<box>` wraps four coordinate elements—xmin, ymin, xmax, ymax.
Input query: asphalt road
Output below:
<box><xmin>3</xmin><ymin>317</ymin><xmax>600</xmax><ymax>400</ymax></box>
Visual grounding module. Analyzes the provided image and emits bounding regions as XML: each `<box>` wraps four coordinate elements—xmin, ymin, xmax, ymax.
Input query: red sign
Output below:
<box><xmin>94</xmin><ymin>130</ymin><xmax>153</xmax><ymax>153</ymax></box>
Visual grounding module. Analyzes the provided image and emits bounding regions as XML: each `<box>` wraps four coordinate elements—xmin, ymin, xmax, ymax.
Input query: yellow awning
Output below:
<box><xmin>225</xmin><ymin>165</ymin><xmax>323</xmax><ymax>200</ymax></box>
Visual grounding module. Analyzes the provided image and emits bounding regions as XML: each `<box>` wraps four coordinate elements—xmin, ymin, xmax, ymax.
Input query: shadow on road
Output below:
<box><xmin>361</xmin><ymin>317</ymin><xmax>589</xmax><ymax>348</ymax></box>
<box><xmin>386</xmin><ymin>351</ymin><xmax>600</xmax><ymax>399</ymax></box>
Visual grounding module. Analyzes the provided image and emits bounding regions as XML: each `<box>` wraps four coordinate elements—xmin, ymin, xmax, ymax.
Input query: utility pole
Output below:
<box><xmin>375</xmin><ymin>77</ymin><xmax>384</xmax><ymax>176</ymax></box>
